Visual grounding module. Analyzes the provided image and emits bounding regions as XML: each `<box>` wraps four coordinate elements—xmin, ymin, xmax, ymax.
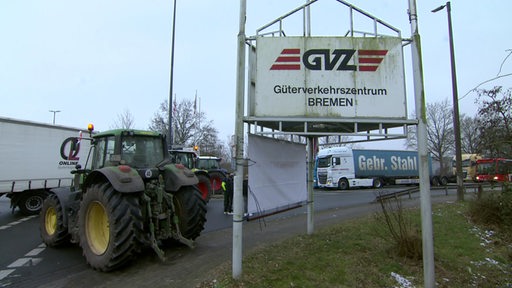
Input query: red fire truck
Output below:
<box><xmin>475</xmin><ymin>158</ymin><xmax>512</xmax><ymax>182</ymax></box>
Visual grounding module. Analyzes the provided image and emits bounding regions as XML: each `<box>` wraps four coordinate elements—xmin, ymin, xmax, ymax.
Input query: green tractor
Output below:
<box><xmin>39</xmin><ymin>125</ymin><xmax>207</xmax><ymax>271</ymax></box>
<box><xmin>169</xmin><ymin>148</ymin><xmax>212</xmax><ymax>202</ymax></box>
<box><xmin>169</xmin><ymin>149</ymin><xmax>228</xmax><ymax>202</ymax></box>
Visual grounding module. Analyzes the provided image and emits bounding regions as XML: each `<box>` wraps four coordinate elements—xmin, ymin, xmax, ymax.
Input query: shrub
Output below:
<box><xmin>376</xmin><ymin>194</ymin><xmax>422</xmax><ymax>260</ymax></box>
<box><xmin>468</xmin><ymin>185</ymin><xmax>512</xmax><ymax>238</ymax></box>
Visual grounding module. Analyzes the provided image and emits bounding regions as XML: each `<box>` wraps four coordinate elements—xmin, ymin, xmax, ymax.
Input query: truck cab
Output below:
<box><xmin>316</xmin><ymin>147</ymin><xmax>374</xmax><ymax>190</ymax></box>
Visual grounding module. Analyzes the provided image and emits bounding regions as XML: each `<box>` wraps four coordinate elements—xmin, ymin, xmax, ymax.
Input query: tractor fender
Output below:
<box><xmin>193</xmin><ymin>170</ymin><xmax>210</xmax><ymax>179</ymax></box>
<box><xmin>163</xmin><ymin>164</ymin><xmax>199</xmax><ymax>192</ymax></box>
<box><xmin>85</xmin><ymin>167</ymin><xmax>145</xmax><ymax>193</ymax></box>
<box><xmin>49</xmin><ymin>187</ymin><xmax>81</xmax><ymax>227</ymax></box>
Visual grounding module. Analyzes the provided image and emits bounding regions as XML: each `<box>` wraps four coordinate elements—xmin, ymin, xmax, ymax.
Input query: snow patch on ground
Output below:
<box><xmin>391</xmin><ymin>272</ymin><xmax>414</xmax><ymax>288</ymax></box>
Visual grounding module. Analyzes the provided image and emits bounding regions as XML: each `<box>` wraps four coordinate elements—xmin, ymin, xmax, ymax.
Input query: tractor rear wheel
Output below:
<box><xmin>40</xmin><ymin>193</ymin><xmax>69</xmax><ymax>247</ymax></box>
<box><xmin>195</xmin><ymin>174</ymin><xmax>212</xmax><ymax>203</ymax></box>
<box><xmin>208</xmin><ymin>171</ymin><xmax>226</xmax><ymax>196</ymax></box>
<box><xmin>78</xmin><ymin>182</ymin><xmax>143</xmax><ymax>272</ymax></box>
<box><xmin>172</xmin><ymin>186</ymin><xmax>207</xmax><ymax>240</ymax></box>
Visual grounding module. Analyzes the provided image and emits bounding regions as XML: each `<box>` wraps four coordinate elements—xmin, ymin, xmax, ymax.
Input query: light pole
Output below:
<box><xmin>432</xmin><ymin>1</ymin><xmax>464</xmax><ymax>201</ymax></box>
<box><xmin>49</xmin><ymin>110</ymin><xmax>61</xmax><ymax>125</ymax></box>
<box><xmin>168</xmin><ymin>0</ymin><xmax>177</xmax><ymax>149</ymax></box>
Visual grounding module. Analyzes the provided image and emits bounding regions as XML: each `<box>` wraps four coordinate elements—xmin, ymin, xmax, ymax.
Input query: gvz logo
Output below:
<box><xmin>270</xmin><ymin>48</ymin><xmax>388</xmax><ymax>72</ymax></box>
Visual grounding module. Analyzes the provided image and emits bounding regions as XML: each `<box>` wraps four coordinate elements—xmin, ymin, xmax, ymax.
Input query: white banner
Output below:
<box><xmin>247</xmin><ymin>135</ymin><xmax>307</xmax><ymax>217</ymax></box>
<box><xmin>253</xmin><ymin>36</ymin><xmax>406</xmax><ymax>119</ymax></box>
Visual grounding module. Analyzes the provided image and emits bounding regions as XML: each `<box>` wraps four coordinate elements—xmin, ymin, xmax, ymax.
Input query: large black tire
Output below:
<box><xmin>195</xmin><ymin>174</ymin><xmax>212</xmax><ymax>203</ymax></box>
<box><xmin>173</xmin><ymin>186</ymin><xmax>207</xmax><ymax>240</ymax></box>
<box><xmin>19</xmin><ymin>191</ymin><xmax>47</xmax><ymax>215</ymax></box>
<box><xmin>40</xmin><ymin>194</ymin><xmax>69</xmax><ymax>247</ymax></box>
<box><xmin>338</xmin><ymin>178</ymin><xmax>350</xmax><ymax>190</ymax></box>
<box><xmin>431</xmin><ymin>176</ymin><xmax>441</xmax><ymax>186</ymax></box>
<box><xmin>78</xmin><ymin>182</ymin><xmax>143</xmax><ymax>272</ymax></box>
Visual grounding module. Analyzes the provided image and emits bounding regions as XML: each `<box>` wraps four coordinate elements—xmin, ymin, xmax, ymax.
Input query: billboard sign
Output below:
<box><xmin>252</xmin><ymin>36</ymin><xmax>407</xmax><ymax>119</ymax></box>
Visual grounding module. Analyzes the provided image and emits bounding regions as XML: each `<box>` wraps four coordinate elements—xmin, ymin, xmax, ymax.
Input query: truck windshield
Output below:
<box><xmin>477</xmin><ymin>162</ymin><xmax>494</xmax><ymax>174</ymax></box>
<box><xmin>497</xmin><ymin>160</ymin><xmax>512</xmax><ymax>174</ymax></box>
<box><xmin>317</xmin><ymin>156</ymin><xmax>331</xmax><ymax>168</ymax></box>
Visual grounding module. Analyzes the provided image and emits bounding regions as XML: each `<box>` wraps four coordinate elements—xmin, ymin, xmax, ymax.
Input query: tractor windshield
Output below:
<box><xmin>121</xmin><ymin>135</ymin><xmax>165</xmax><ymax>168</ymax></box>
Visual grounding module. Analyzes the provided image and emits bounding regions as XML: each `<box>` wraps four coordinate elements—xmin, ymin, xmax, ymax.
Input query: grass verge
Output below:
<box><xmin>199</xmin><ymin>199</ymin><xmax>512</xmax><ymax>287</ymax></box>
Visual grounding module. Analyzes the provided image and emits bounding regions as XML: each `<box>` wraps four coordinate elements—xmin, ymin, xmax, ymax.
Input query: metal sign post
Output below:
<box><xmin>408</xmin><ymin>0</ymin><xmax>436</xmax><ymax>286</ymax></box>
<box><xmin>232</xmin><ymin>0</ymin><xmax>246</xmax><ymax>279</ymax></box>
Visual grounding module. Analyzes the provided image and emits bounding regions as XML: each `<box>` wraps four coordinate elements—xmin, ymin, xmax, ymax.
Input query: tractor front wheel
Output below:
<box><xmin>40</xmin><ymin>193</ymin><xmax>69</xmax><ymax>247</ymax></box>
<box><xmin>78</xmin><ymin>182</ymin><xmax>143</xmax><ymax>272</ymax></box>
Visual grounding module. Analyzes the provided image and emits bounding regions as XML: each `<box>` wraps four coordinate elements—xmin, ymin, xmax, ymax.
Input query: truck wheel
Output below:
<box><xmin>195</xmin><ymin>174</ymin><xmax>212</xmax><ymax>203</ymax></box>
<box><xmin>440</xmin><ymin>176</ymin><xmax>448</xmax><ymax>186</ymax></box>
<box><xmin>172</xmin><ymin>186</ymin><xmax>207</xmax><ymax>240</ymax></box>
<box><xmin>78</xmin><ymin>182</ymin><xmax>143</xmax><ymax>272</ymax></box>
<box><xmin>40</xmin><ymin>194</ymin><xmax>69</xmax><ymax>247</ymax></box>
<box><xmin>338</xmin><ymin>179</ymin><xmax>349</xmax><ymax>190</ymax></box>
<box><xmin>19</xmin><ymin>191</ymin><xmax>47</xmax><ymax>215</ymax></box>
<box><xmin>431</xmin><ymin>176</ymin><xmax>440</xmax><ymax>186</ymax></box>
<box><xmin>373</xmin><ymin>178</ymin><xmax>383</xmax><ymax>188</ymax></box>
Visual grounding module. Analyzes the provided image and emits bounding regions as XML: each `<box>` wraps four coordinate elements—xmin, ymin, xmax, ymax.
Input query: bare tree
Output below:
<box><xmin>406</xmin><ymin>99</ymin><xmax>454</xmax><ymax>173</ymax></box>
<box><xmin>318</xmin><ymin>135</ymin><xmax>362</xmax><ymax>149</ymax></box>
<box><xmin>426</xmin><ymin>99</ymin><xmax>455</xmax><ymax>167</ymax></box>
<box><xmin>148</xmin><ymin>101</ymin><xmax>168</xmax><ymax>136</ymax></box>
<box><xmin>111</xmin><ymin>109</ymin><xmax>135</xmax><ymax>129</ymax></box>
<box><xmin>476</xmin><ymin>86</ymin><xmax>512</xmax><ymax>157</ymax></box>
<box><xmin>149</xmin><ymin>98</ymin><xmax>225</xmax><ymax>156</ymax></box>
<box><xmin>459</xmin><ymin>114</ymin><xmax>482</xmax><ymax>154</ymax></box>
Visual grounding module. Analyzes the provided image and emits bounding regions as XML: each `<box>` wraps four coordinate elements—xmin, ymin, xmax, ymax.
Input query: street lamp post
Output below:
<box><xmin>168</xmin><ymin>0</ymin><xmax>177</xmax><ymax>149</ymax></box>
<box><xmin>432</xmin><ymin>1</ymin><xmax>464</xmax><ymax>201</ymax></box>
<box><xmin>49</xmin><ymin>110</ymin><xmax>61</xmax><ymax>125</ymax></box>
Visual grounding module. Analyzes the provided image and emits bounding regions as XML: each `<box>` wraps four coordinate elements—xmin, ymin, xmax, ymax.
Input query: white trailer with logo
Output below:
<box><xmin>0</xmin><ymin>117</ymin><xmax>90</xmax><ymax>214</ymax></box>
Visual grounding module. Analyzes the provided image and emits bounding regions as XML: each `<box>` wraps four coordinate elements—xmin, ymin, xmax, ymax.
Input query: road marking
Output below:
<box><xmin>0</xmin><ymin>243</ymin><xmax>46</xmax><ymax>282</ymax></box>
<box><xmin>0</xmin><ymin>215</ymin><xmax>37</xmax><ymax>231</ymax></box>
<box><xmin>8</xmin><ymin>258</ymin><xmax>32</xmax><ymax>268</ymax></box>
<box><xmin>0</xmin><ymin>269</ymin><xmax>15</xmax><ymax>281</ymax></box>
<box><xmin>26</xmin><ymin>247</ymin><xmax>45</xmax><ymax>257</ymax></box>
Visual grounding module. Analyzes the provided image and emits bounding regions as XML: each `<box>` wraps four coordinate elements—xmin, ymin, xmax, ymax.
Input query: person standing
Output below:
<box><xmin>222</xmin><ymin>173</ymin><xmax>234</xmax><ymax>215</ymax></box>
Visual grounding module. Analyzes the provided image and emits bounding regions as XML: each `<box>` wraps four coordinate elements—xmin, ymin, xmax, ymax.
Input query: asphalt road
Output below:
<box><xmin>0</xmin><ymin>186</ymin><xmax>465</xmax><ymax>288</ymax></box>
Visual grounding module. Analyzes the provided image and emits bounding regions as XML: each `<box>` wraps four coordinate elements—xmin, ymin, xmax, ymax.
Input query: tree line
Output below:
<box><xmin>111</xmin><ymin>98</ymin><xmax>231</xmax><ymax>163</ymax></box>
<box><xmin>112</xmin><ymin>86</ymin><xmax>510</xmax><ymax>169</ymax></box>
<box><xmin>407</xmin><ymin>86</ymin><xmax>512</xmax><ymax>163</ymax></box>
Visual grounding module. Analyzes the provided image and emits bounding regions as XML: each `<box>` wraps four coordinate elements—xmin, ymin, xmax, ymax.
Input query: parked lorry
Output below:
<box><xmin>40</xmin><ymin>125</ymin><xmax>207</xmax><ymax>271</ymax></box>
<box><xmin>458</xmin><ymin>154</ymin><xmax>482</xmax><ymax>181</ymax></box>
<box><xmin>315</xmin><ymin>147</ymin><xmax>453</xmax><ymax>190</ymax></box>
<box><xmin>0</xmin><ymin>117</ymin><xmax>91</xmax><ymax>215</ymax></box>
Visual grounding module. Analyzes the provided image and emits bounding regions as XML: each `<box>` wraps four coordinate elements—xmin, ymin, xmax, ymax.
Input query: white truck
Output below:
<box><xmin>0</xmin><ymin>117</ymin><xmax>90</xmax><ymax>214</ymax></box>
<box><xmin>315</xmin><ymin>147</ymin><xmax>452</xmax><ymax>190</ymax></box>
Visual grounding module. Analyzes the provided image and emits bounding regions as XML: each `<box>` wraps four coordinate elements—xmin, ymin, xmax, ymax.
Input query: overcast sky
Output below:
<box><xmin>1</xmin><ymin>0</ymin><xmax>510</xmax><ymax>149</ymax></box>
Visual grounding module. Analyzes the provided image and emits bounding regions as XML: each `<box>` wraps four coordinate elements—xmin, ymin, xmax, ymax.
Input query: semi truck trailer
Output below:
<box><xmin>0</xmin><ymin>117</ymin><xmax>90</xmax><ymax>214</ymax></box>
<box><xmin>315</xmin><ymin>147</ymin><xmax>452</xmax><ymax>190</ymax></box>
